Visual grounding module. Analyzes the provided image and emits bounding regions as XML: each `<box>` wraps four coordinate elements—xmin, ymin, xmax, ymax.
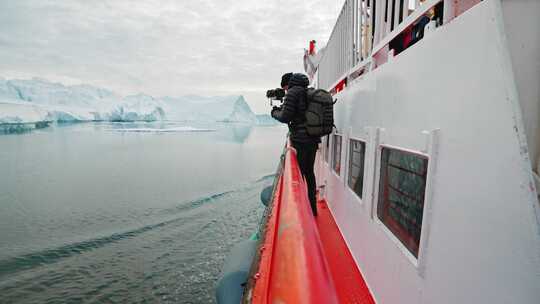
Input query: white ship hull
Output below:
<box><xmin>315</xmin><ymin>0</ymin><xmax>539</xmax><ymax>303</ymax></box>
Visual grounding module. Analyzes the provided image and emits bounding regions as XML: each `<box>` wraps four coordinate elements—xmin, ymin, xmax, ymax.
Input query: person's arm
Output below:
<box><xmin>271</xmin><ymin>86</ymin><xmax>302</xmax><ymax>123</ymax></box>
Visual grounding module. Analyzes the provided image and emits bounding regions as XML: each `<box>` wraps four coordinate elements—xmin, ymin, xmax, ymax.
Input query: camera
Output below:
<box><xmin>266</xmin><ymin>88</ymin><xmax>285</xmax><ymax>100</ymax></box>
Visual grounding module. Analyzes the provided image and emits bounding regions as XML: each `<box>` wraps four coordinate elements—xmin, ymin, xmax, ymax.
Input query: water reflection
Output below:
<box><xmin>97</xmin><ymin>121</ymin><xmax>256</xmax><ymax>144</ymax></box>
<box><xmin>0</xmin><ymin>121</ymin><xmax>286</xmax><ymax>303</ymax></box>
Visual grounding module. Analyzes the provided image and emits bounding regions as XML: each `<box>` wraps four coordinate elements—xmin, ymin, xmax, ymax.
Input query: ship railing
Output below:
<box><xmin>316</xmin><ymin>0</ymin><xmax>482</xmax><ymax>92</ymax></box>
<box><xmin>317</xmin><ymin>0</ymin><xmax>355</xmax><ymax>92</ymax></box>
<box><xmin>243</xmin><ymin>140</ymin><xmax>339</xmax><ymax>303</ymax></box>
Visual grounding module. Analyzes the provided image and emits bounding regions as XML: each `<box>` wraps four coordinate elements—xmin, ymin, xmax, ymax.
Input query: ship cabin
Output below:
<box><xmin>239</xmin><ymin>1</ymin><xmax>539</xmax><ymax>303</ymax></box>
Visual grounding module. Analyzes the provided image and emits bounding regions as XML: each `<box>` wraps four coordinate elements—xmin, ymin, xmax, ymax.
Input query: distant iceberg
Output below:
<box><xmin>0</xmin><ymin>78</ymin><xmax>166</xmax><ymax>124</ymax></box>
<box><xmin>162</xmin><ymin>95</ymin><xmax>277</xmax><ymax>125</ymax></box>
<box><xmin>255</xmin><ymin>114</ymin><xmax>278</xmax><ymax>125</ymax></box>
<box><xmin>0</xmin><ymin>102</ymin><xmax>52</xmax><ymax>134</ymax></box>
<box><xmin>0</xmin><ymin>102</ymin><xmax>51</xmax><ymax>124</ymax></box>
<box><xmin>0</xmin><ymin>77</ymin><xmax>277</xmax><ymax>131</ymax></box>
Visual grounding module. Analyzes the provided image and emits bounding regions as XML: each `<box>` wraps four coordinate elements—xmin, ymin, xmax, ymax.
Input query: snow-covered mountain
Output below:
<box><xmin>0</xmin><ymin>77</ymin><xmax>276</xmax><ymax>126</ymax></box>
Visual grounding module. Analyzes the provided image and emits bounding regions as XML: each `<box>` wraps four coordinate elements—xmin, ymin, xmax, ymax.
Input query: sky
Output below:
<box><xmin>0</xmin><ymin>0</ymin><xmax>342</xmax><ymax>113</ymax></box>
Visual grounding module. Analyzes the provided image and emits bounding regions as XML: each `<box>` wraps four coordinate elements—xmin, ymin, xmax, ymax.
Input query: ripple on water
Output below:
<box><xmin>0</xmin><ymin>176</ymin><xmax>272</xmax><ymax>304</ymax></box>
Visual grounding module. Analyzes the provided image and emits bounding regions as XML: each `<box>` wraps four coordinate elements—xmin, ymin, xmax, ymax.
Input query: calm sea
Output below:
<box><xmin>0</xmin><ymin>122</ymin><xmax>286</xmax><ymax>303</ymax></box>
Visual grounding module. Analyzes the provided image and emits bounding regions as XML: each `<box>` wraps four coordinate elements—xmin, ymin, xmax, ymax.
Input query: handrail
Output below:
<box><xmin>246</xmin><ymin>143</ymin><xmax>339</xmax><ymax>303</ymax></box>
<box><xmin>318</xmin><ymin>0</ymin><xmax>355</xmax><ymax>91</ymax></box>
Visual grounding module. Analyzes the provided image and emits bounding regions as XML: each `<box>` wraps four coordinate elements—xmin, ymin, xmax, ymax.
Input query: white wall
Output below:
<box><xmin>319</xmin><ymin>1</ymin><xmax>540</xmax><ymax>303</ymax></box>
<box><xmin>501</xmin><ymin>0</ymin><xmax>540</xmax><ymax>173</ymax></box>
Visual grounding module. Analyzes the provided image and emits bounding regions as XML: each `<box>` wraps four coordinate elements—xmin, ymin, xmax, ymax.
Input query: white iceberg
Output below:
<box><xmin>0</xmin><ymin>77</ymin><xmax>276</xmax><ymax>129</ymax></box>
<box><xmin>0</xmin><ymin>78</ymin><xmax>166</xmax><ymax>124</ymax></box>
<box><xmin>0</xmin><ymin>101</ymin><xmax>52</xmax><ymax>133</ymax></box>
<box><xmin>162</xmin><ymin>95</ymin><xmax>256</xmax><ymax>123</ymax></box>
<box><xmin>0</xmin><ymin>101</ymin><xmax>50</xmax><ymax>124</ymax></box>
<box><xmin>255</xmin><ymin>114</ymin><xmax>279</xmax><ymax>125</ymax></box>
<box><xmin>99</xmin><ymin>94</ymin><xmax>166</xmax><ymax>122</ymax></box>
<box><xmin>162</xmin><ymin>95</ymin><xmax>277</xmax><ymax>125</ymax></box>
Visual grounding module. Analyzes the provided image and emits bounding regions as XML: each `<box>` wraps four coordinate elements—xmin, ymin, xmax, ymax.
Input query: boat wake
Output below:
<box><xmin>0</xmin><ymin>219</ymin><xmax>171</xmax><ymax>277</ymax></box>
<box><xmin>0</xmin><ymin>174</ymin><xmax>275</xmax><ymax>279</ymax></box>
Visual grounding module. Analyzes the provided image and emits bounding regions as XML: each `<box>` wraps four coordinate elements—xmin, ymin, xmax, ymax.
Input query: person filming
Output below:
<box><xmin>270</xmin><ymin>72</ymin><xmax>320</xmax><ymax>216</ymax></box>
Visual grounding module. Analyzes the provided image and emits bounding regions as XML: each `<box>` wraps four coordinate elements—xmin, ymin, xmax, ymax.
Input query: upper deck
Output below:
<box><xmin>307</xmin><ymin>0</ymin><xmax>539</xmax><ymax>179</ymax></box>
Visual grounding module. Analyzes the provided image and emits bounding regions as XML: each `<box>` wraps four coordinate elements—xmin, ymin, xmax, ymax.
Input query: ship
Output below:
<box><xmin>216</xmin><ymin>0</ymin><xmax>540</xmax><ymax>303</ymax></box>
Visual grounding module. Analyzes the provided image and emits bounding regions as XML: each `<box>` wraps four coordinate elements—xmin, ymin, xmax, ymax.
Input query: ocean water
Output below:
<box><xmin>0</xmin><ymin>122</ymin><xmax>287</xmax><ymax>303</ymax></box>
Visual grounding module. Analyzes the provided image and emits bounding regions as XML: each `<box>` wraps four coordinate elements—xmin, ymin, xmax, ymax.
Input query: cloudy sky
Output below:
<box><xmin>0</xmin><ymin>0</ymin><xmax>341</xmax><ymax>113</ymax></box>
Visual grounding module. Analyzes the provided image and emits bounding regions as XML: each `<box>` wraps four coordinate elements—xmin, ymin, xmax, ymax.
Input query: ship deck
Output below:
<box><xmin>247</xmin><ymin>146</ymin><xmax>375</xmax><ymax>303</ymax></box>
<box><xmin>315</xmin><ymin>199</ymin><xmax>375</xmax><ymax>304</ymax></box>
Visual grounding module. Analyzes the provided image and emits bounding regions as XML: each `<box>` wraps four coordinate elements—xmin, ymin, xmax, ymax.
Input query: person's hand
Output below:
<box><xmin>271</xmin><ymin>106</ymin><xmax>280</xmax><ymax>117</ymax></box>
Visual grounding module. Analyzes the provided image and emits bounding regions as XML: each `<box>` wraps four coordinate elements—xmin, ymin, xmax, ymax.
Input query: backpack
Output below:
<box><xmin>304</xmin><ymin>88</ymin><xmax>334</xmax><ymax>137</ymax></box>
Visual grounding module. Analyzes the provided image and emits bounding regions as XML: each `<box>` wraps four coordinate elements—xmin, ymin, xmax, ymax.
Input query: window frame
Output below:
<box><xmin>323</xmin><ymin>135</ymin><xmax>331</xmax><ymax>165</ymax></box>
<box><xmin>332</xmin><ymin>133</ymin><xmax>343</xmax><ymax>176</ymax></box>
<box><xmin>373</xmin><ymin>143</ymin><xmax>430</xmax><ymax>265</ymax></box>
<box><xmin>347</xmin><ymin>137</ymin><xmax>367</xmax><ymax>202</ymax></box>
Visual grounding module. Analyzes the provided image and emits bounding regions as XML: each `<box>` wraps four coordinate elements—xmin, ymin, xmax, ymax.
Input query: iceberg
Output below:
<box><xmin>0</xmin><ymin>78</ymin><xmax>116</xmax><ymax>108</ymax></box>
<box><xmin>0</xmin><ymin>77</ymin><xmax>277</xmax><ymax>130</ymax></box>
<box><xmin>162</xmin><ymin>95</ymin><xmax>277</xmax><ymax>125</ymax></box>
<box><xmin>255</xmin><ymin>114</ymin><xmax>278</xmax><ymax>125</ymax></box>
<box><xmin>0</xmin><ymin>101</ymin><xmax>50</xmax><ymax>124</ymax></box>
<box><xmin>0</xmin><ymin>78</ymin><xmax>165</xmax><ymax>123</ymax></box>
<box><xmin>0</xmin><ymin>102</ymin><xmax>52</xmax><ymax>134</ymax></box>
<box><xmin>100</xmin><ymin>94</ymin><xmax>166</xmax><ymax>122</ymax></box>
<box><xmin>0</xmin><ymin>78</ymin><xmax>166</xmax><ymax>124</ymax></box>
<box><xmin>162</xmin><ymin>95</ymin><xmax>256</xmax><ymax>123</ymax></box>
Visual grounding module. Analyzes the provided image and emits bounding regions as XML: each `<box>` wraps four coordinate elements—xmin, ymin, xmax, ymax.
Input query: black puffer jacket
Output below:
<box><xmin>271</xmin><ymin>73</ymin><xmax>320</xmax><ymax>144</ymax></box>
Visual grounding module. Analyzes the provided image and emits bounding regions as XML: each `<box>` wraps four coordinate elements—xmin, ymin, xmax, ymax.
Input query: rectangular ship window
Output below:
<box><xmin>377</xmin><ymin>147</ymin><xmax>428</xmax><ymax>258</ymax></box>
<box><xmin>332</xmin><ymin>134</ymin><xmax>342</xmax><ymax>175</ymax></box>
<box><xmin>348</xmin><ymin>139</ymin><xmax>366</xmax><ymax>199</ymax></box>
<box><xmin>324</xmin><ymin>135</ymin><xmax>330</xmax><ymax>163</ymax></box>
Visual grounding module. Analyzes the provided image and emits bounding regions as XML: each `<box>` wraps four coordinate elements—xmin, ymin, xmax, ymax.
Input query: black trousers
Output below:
<box><xmin>292</xmin><ymin>141</ymin><xmax>318</xmax><ymax>216</ymax></box>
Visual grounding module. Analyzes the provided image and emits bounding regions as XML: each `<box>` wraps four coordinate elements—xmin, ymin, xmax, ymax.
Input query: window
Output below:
<box><xmin>377</xmin><ymin>147</ymin><xmax>428</xmax><ymax>258</ymax></box>
<box><xmin>332</xmin><ymin>134</ymin><xmax>342</xmax><ymax>175</ymax></box>
<box><xmin>348</xmin><ymin>139</ymin><xmax>366</xmax><ymax>199</ymax></box>
<box><xmin>324</xmin><ymin>135</ymin><xmax>330</xmax><ymax>163</ymax></box>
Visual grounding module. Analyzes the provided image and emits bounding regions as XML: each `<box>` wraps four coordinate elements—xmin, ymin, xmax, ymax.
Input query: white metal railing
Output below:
<box><xmin>317</xmin><ymin>0</ymin><xmax>477</xmax><ymax>91</ymax></box>
<box><xmin>317</xmin><ymin>0</ymin><xmax>355</xmax><ymax>91</ymax></box>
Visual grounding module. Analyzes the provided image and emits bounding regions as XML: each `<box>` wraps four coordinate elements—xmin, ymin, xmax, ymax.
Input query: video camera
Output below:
<box><xmin>266</xmin><ymin>88</ymin><xmax>285</xmax><ymax>107</ymax></box>
<box><xmin>266</xmin><ymin>88</ymin><xmax>285</xmax><ymax>100</ymax></box>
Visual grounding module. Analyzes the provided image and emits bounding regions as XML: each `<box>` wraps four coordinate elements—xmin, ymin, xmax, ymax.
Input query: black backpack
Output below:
<box><xmin>304</xmin><ymin>88</ymin><xmax>334</xmax><ymax>137</ymax></box>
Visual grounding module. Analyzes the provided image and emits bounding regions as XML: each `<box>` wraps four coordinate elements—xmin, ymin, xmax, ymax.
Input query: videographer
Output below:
<box><xmin>270</xmin><ymin>72</ymin><xmax>320</xmax><ymax>216</ymax></box>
